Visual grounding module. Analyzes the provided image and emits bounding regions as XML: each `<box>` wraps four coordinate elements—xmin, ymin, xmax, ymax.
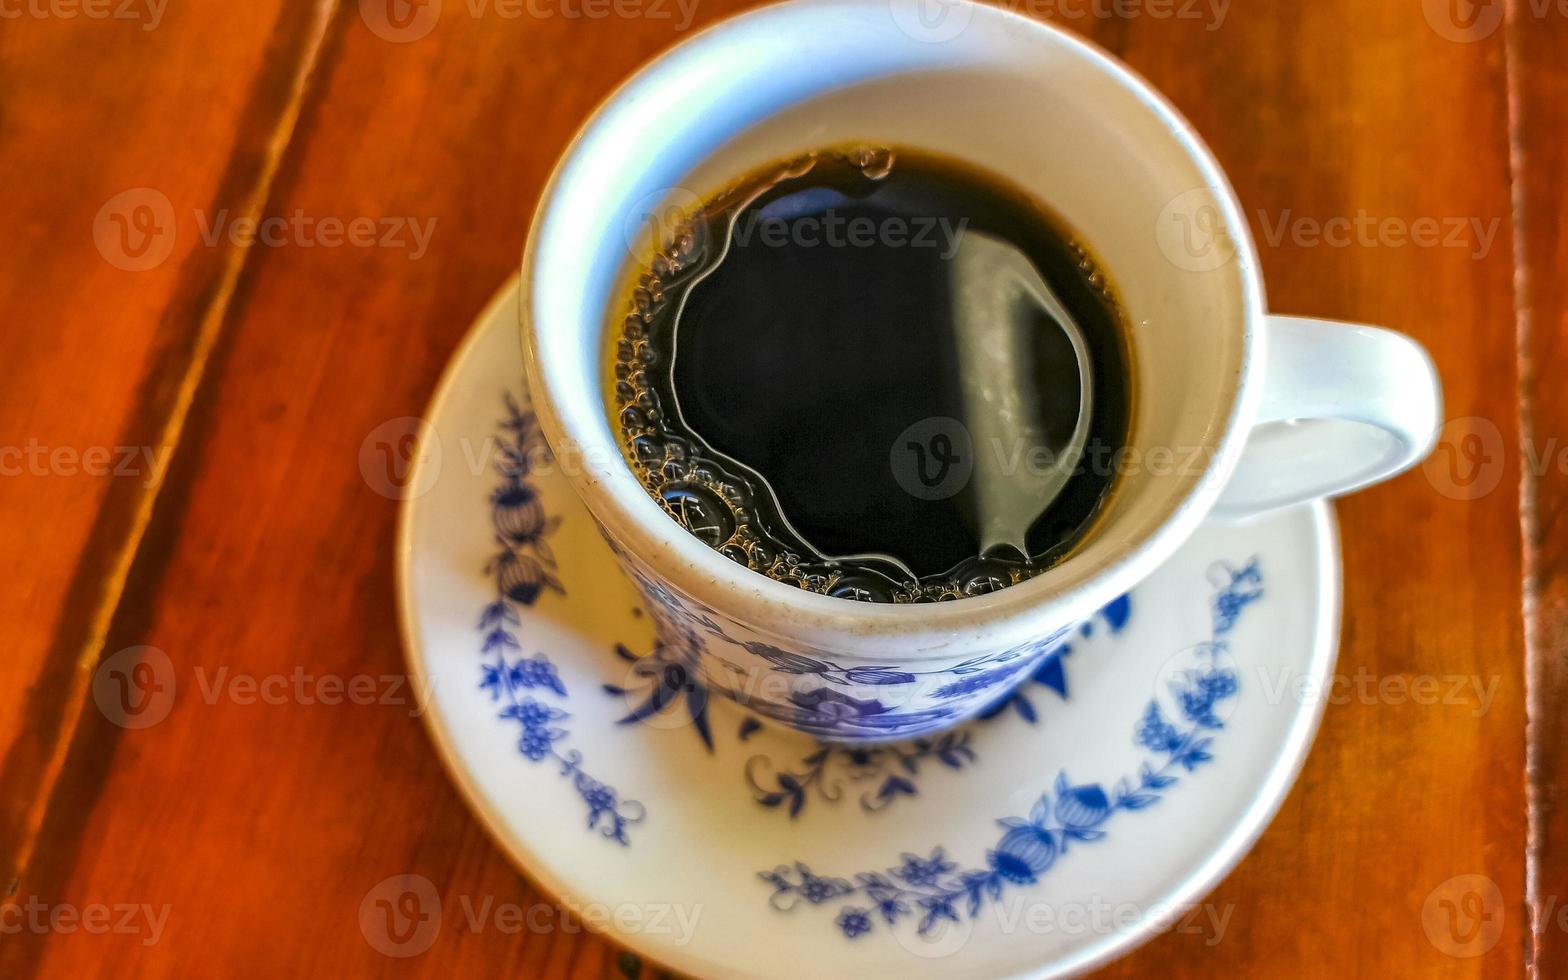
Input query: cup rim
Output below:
<box><xmin>520</xmin><ymin>0</ymin><xmax>1266</xmax><ymax>654</ymax></box>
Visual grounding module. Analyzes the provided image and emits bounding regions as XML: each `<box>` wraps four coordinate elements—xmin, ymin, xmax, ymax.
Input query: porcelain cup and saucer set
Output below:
<box><xmin>397</xmin><ymin>1</ymin><xmax>1441</xmax><ymax>974</ymax></box>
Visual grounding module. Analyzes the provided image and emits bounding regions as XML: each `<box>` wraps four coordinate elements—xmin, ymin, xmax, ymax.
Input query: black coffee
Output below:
<box><xmin>609</xmin><ymin>146</ymin><xmax>1132</xmax><ymax>603</ymax></box>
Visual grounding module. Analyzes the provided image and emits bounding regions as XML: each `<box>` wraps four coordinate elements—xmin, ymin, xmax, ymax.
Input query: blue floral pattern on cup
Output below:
<box><xmin>597</xmin><ymin>526</ymin><xmax>1095</xmax><ymax>742</ymax></box>
<box><xmin>758</xmin><ymin>559</ymin><xmax>1263</xmax><ymax>938</ymax></box>
<box><xmin>604</xmin><ymin>596</ymin><xmax>1132</xmax><ymax>816</ymax></box>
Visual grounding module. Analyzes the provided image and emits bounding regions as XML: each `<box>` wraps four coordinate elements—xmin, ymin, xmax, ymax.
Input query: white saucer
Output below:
<box><xmin>397</xmin><ymin>280</ymin><xmax>1341</xmax><ymax>978</ymax></box>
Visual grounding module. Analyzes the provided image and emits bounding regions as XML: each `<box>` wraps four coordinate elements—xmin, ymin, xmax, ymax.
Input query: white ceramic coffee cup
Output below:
<box><xmin>520</xmin><ymin>0</ymin><xmax>1441</xmax><ymax>742</ymax></box>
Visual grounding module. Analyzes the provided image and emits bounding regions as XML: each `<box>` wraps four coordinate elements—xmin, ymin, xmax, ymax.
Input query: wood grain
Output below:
<box><xmin>0</xmin><ymin>0</ymin><xmax>1541</xmax><ymax>976</ymax></box>
<box><xmin>1511</xmin><ymin>0</ymin><xmax>1568</xmax><ymax>972</ymax></box>
<box><xmin>0</xmin><ymin>0</ymin><xmax>335</xmax><ymax>929</ymax></box>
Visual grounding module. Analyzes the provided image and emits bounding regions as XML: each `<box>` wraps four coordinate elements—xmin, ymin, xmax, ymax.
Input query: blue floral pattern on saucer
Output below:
<box><xmin>759</xmin><ymin>559</ymin><xmax>1263</xmax><ymax>938</ymax></box>
<box><xmin>479</xmin><ymin>395</ymin><xmax>645</xmax><ymax>845</ymax></box>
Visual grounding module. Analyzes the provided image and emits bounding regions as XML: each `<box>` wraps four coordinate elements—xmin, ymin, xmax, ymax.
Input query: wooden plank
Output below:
<box><xmin>0</xmin><ymin>0</ymin><xmax>336</xmax><ymax>942</ymax></box>
<box><xmin>1511</xmin><ymin>0</ymin><xmax>1568</xmax><ymax>971</ymax></box>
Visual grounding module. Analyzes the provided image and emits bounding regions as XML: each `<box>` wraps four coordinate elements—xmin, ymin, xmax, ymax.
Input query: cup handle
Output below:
<box><xmin>1210</xmin><ymin>315</ymin><xmax>1443</xmax><ymax>519</ymax></box>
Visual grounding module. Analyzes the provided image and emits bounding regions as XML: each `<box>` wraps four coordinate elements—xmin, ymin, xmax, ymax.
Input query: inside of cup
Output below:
<box><xmin>529</xmin><ymin>0</ymin><xmax>1258</xmax><ymax>608</ymax></box>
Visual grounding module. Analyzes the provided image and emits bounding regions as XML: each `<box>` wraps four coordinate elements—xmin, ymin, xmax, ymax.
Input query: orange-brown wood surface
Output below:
<box><xmin>1516</xmin><ymin>0</ymin><xmax>1568</xmax><ymax>971</ymax></box>
<box><xmin>0</xmin><ymin>1</ymin><xmax>1546</xmax><ymax>976</ymax></box>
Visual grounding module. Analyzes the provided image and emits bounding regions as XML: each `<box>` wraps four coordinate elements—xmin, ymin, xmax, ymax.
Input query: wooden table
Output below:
<box><xmin>0</xmin><ymin>0</ymin><xmax>1553</xmax><ymax>975</ymax></box>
